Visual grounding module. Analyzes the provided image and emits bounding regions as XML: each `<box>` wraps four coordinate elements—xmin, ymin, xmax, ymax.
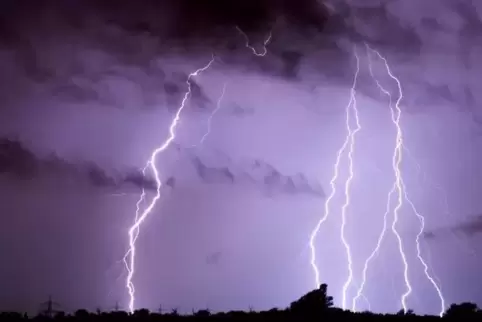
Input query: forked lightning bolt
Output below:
<box><xmin>124</xmin><ymin>56</ymin><xmax>215</xmax><ymax>313</ymax></box>
<box><xmin>352</xmin><ymin>47</ymin><xmax>396</xmax><ymax>312</ymax></box>
<box><xmin>236</xmin><ymin>26</ymin><xmax>272</xmax><ymax>57</ymax></box>
<box><xmin>309</xmin><ymin>47</ymin><xmax>360</xmax><ymax>311</ymax></box>
<box><xmin>352</xmin><ymin>44</ymin><xmax>445</xmax><ymax>316</ymax></box>
<box><xmin>404</xmin><ymin>188</ymin><xmax>445</xmax><ymax>317</ymax></box>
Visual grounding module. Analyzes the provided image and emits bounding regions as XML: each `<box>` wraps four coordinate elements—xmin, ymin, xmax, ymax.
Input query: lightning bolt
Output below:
<box><xmin>236</xmin><ymin>26</ymin><xmax>272</xmax><ymax>57</ymax></box>
<box><xmin>352</xmin><ymin>184</ymin><xmax>394</xmax><ymax>311</ymax></box>
<box><xmin>352</xmin><ymin>44</ymin><xmax>445</xmax><ymax>316</ymax></box>
<box><xmin>405</xmin><ymin>147</ymin><xmax>476</xmax><ymax>258</ymax></box>
<box><xmin>339</xmin><ymin>47</ymin><xmax>361</xmax><ymax>310</ymax></box>
<box><xmin>404</xmin><ymin>188</ymin><xmax>445</xmax><ymax>317</ymax></box>
<box><xmin>124</xmin><ymin>56</ymin><xmax>216</xmax><ymax>313</ymax></box>
<box><xmin>309</xmin><ymin>47</ymin><xmax>360</xmax><ymax>311</ymax></box>
<box><xmin>198</xmin><ymin>83</ymin><xmax>227</xmax><ymax>146</ymax></box>
<box><xmin>123</xmin><ymin>169</ymin><xmax>146</xmax><ymax>312</ymax></box>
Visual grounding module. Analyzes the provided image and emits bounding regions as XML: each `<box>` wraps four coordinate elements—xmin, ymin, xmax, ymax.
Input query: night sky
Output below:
<box><xmin>1</xmin><ymin>0</ymin><xmax>482</xmax><ymax>317</ymax></box>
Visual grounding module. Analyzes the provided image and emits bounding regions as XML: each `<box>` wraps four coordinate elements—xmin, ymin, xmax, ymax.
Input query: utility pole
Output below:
<box><xmin>110</xmin><ymin>301</ymin><xmax>123</xmax><ymax>312</ymax></box>
<box><xmin>157</xmin><ymin>304</ymin><xmax>165</xmax><ymax>314</ymax></box>
<box><xmin>39</xmin><ymin>295</ymin><xmax>62</xmax><ymax>318</ymax></box>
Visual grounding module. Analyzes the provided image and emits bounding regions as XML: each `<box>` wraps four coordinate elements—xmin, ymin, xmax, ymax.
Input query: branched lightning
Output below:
<box><xmin>309</xmin><ymin>47</ymin><xmax>360</xmax><ymax>311</ymax></box>
<box><xmin>115</xmin><ymin>25</ymin><xmax>445</xmax><ymax>315</ymax></box>
<box><xmin>124</xmin><ymin>56</ymin><xmax>216</xmax><ymax>313</ymax></box>
<box><xmin>352</xmin><ymin>44</ymin><xmax>445</xmax><ymax>316</ymax></box>
<box><xmin>351</xmin><ymin>46</ymin><xmax>397</xmax><ymax>312</ymax></box>
<box><xmin>352</xmin><ymin>184</ymin><xmax>394</xmax><ymax>311</ymax></box>
<box><xmin>236</xmin><ymin>26</ymin><xmax>272</xmax><ymax>57</ymax></box>
<box><xmin>365</xmin><ymin>44</ymin><xmax>411</xmax><ymax>312</ymax></box>
<box><xmin>403</xmin><ymin>188</ymin><xmax>445</xmax><ymax>317</ymax></box>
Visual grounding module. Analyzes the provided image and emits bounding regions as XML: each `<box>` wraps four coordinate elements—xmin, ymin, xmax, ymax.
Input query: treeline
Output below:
<box><xmin>1</xmin><ymin>284</ymin><xmax>481</xmax><ymax>321</ymax></box>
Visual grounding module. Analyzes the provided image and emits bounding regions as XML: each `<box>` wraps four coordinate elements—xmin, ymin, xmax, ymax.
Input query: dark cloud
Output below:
<box><xmin>189</xmin><ymin>154</ymin><xmax>324</xmax><ymax>198</ymax></box>
<box><xmin>0</xmin><ymin>137</ymin><xmax>323</xmax><ymax>196</ymax></box>
<box><xmin>122</xmin><ymin>169</ymin><xmax>158</xmax><ymax>192</ymax></box>
<box><xmin>279</xmin><ymin>50</ymin><xmax>304</xmax><ymax>79</ymax></box>
<box><xmin>0</xmin><ymin>0</ymin><xmax>346</xmax><ymax>109</ymax></box>
<box><xmin>339</xmin><ymin>0</ymin><xmax>482</xmax><ymax>121</ymax></box>
<box><xmin>1</xmin><ymin>0</ymin><xmax>482</xmax><ymax>314</ymax></box>
<box><xmin>422</xmin><ymin>231</ymin><xmax>436</xmax><ymax>240</ymax></box>
<box><xmin>0</xmin><ymin>138</ymin><xmax>157</xmax><ymax>192</ymax></box>
<box><xmin>87</xmin><ymin>163</ymin><xmax>117</xmax><ymax>188</ymax></box>
<box><xmin>125</xmin><ymin>0</ymin><xmax>330</xmax><ymax>40</ymax></box>
<box><xmin>250</xmin><ymin>159</ymin><xmax>324</xmax><ymax>198</ymax></box>
<box><xmin>451</xmin><ymin>215</ymin><xmax>482</xmax><ymax>237</ymax></box>
<box><xmin>0</xmin><ymin>138</ymin><xmax>37</xmax><ymax>179</ymax></box>
<box><xmin>228</xmin><ymin>103</ymin><xmax>255</xmax><ymax>118</ymax></box>
<box><xmin>423</xmin><ymin>215</ymin><xmax>482</xmax><ymax>240</ymax></box>
<box><xmin>191</xmin><ymin>156</ymin><xmax>236</xmax><ymax>185</ymax></box>
<box><xmin>206</xmin><ymin>251</ymin><xmax>222</xmax><ymax>265</ymax></box>
<box><xmin>2</xmin><ymin>0</ymin><xmax>482</xmax><ymax>118</ymax></box>
<box><xmin>188</xmin><ymin>80</ymin><xmax>212</xmax><ymax>110</ymax></box>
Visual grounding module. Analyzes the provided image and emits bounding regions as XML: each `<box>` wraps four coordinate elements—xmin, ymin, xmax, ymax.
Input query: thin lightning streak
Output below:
<box><xmin>340</xmin><ymin>48</ymin><xmax>361</xmax><ymax>310</ymax></box>
<box><xmin>236</xmin><ymin>26</ymin><xmax>272</xmax><ymax>57</ymax></box>
<box><xmin>198</xmin><ymin>83</ymin><xmax>227</xmax><ymax>146</ymax></box>
<box><xmin>364</xmin><ymin>44</ymin><xmax>412</xmax><ymax>312</ymax></box>
<box><xmin>364</xmin><ymin>44</ymin><xmax>445</xmax><ymax>315</ymax></box>
<box><xmin>124</xmin><ymin>56</ymin><xmax>216</xmax><ymax>313</ymax></box>
<box><xmin>405</xmin><ymin>147</ymin><xmax>476</xmax><ymax>257</ymax></box>
<box><xmin>403</xmin><ymin>187</ymin><xmax>445</xmax><ymax>317</ymax></box>
<box><xmin>352</xmin><ymin>185</ymin><xmax>395</xmax><ymax>311</ymax></box>
<box><xmin>308</xmin><ymin>47</ymin><xmax>360</xmax><ymax>300</ymax></box>
<box><xmin>352</xmin><ymin>49</ymin><xmax>396</xmax><ymax>312</ymax></box>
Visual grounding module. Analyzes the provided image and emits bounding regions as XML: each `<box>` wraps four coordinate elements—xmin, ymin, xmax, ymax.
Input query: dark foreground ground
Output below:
<box><xmin>1</xmin><ymin>284</ymin><xmax>481</xmax><ymax>322</ymax></box>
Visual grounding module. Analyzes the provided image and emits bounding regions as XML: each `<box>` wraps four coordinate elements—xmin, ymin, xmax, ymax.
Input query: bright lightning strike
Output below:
<box><xmin>404</xmin><ymin>188</ymin><xmax>446</xmax><ymax>317</ymax></box>
<box><xmin>354</xmin><ymin>44</ymin><xmax>445</xmax><ymax>316</ymax></box>
<box><xmin>352</xmin><ymin>184</ymin><xmax>394</xmax><ymax>311</ymax></box>
<box><xmin>236</xmin><ymin>26</ymin><xmax>272</xmax><ymax>57</ymax></box>
<box><xmin>363</xmin><ymin>44</ymin><xmax>412</xmax><ymax>313</ymax></box>
<box><xmin>309</xmin><ymin>47</ymin><xmax>360</xmax><ymax>310</ymax></box>
<box><xmin>124</xmin><ymin>56</ymin><xmax>216</xmax><ymax>313</ymax></box>
<box><xmin>123</xmin><ymin>168</ymin><xmax>146</xmax><ymax>312</ymax></box>
<box><xmin>352</xmin><ymin>48</ymin><xmax>396</xmax><ymax>312</ymax></box>
<box><xmin>339</xmin><ymin>47</ymin><xmax>361</xmax><ymax>310</ymax></box>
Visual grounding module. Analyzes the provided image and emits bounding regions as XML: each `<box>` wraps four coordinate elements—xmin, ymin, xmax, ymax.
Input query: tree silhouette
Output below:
<box><xmin>444</xmin><ymin>302</ymin><xmax>479</xmax><ymax>318</ymax></box>
<box><xmin>134</xmin><ymin>308</ymin><xmax>150</xmax><ymax>319</ymax></box>
<box><xmin>4</xmin><ymin>282</ymin><xmax>482</xmax><ymax>322</ymax></box>
<box><xmin>54</xmin><ymin>311</ymin><xmax>66</xmax><ymax>319</ymax></box>
<box><xmin>74</xmin><ymin>309</ymin><xmax>90</xmax><ymax>319</ymax></box>
<box><xmin>289</xmin><ymin>283</ymin><xmax>334</xmax><ymax>316</ymax></box>
<box><xmin>396</xmin><ymin>309</ymin><xmax>415</xmax><ymax>316</ymax></box>
<box><xmin>194</xmin><ymin>309</ymin><xmax>211</xmax><ymax>318</ymax></box>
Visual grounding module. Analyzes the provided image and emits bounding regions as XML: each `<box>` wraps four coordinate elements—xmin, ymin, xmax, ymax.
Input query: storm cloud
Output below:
<box><xmin>1</xmin><ymin>0</ymin><xmax>482</xmax><ymax>317</ymax></box>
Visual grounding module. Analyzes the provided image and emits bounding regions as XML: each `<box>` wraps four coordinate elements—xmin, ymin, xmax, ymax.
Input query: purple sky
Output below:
<box><xmin>0</xmin><ymin>0</ymin><xmax>482</xmax><ymax>316</ymax></box>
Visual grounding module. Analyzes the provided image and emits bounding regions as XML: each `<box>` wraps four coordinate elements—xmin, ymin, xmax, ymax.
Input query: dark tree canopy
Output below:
<box><xmin>1</xmin><ymin>284</ymin><xmax>481</xmax><ymax>322</ymax></box>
